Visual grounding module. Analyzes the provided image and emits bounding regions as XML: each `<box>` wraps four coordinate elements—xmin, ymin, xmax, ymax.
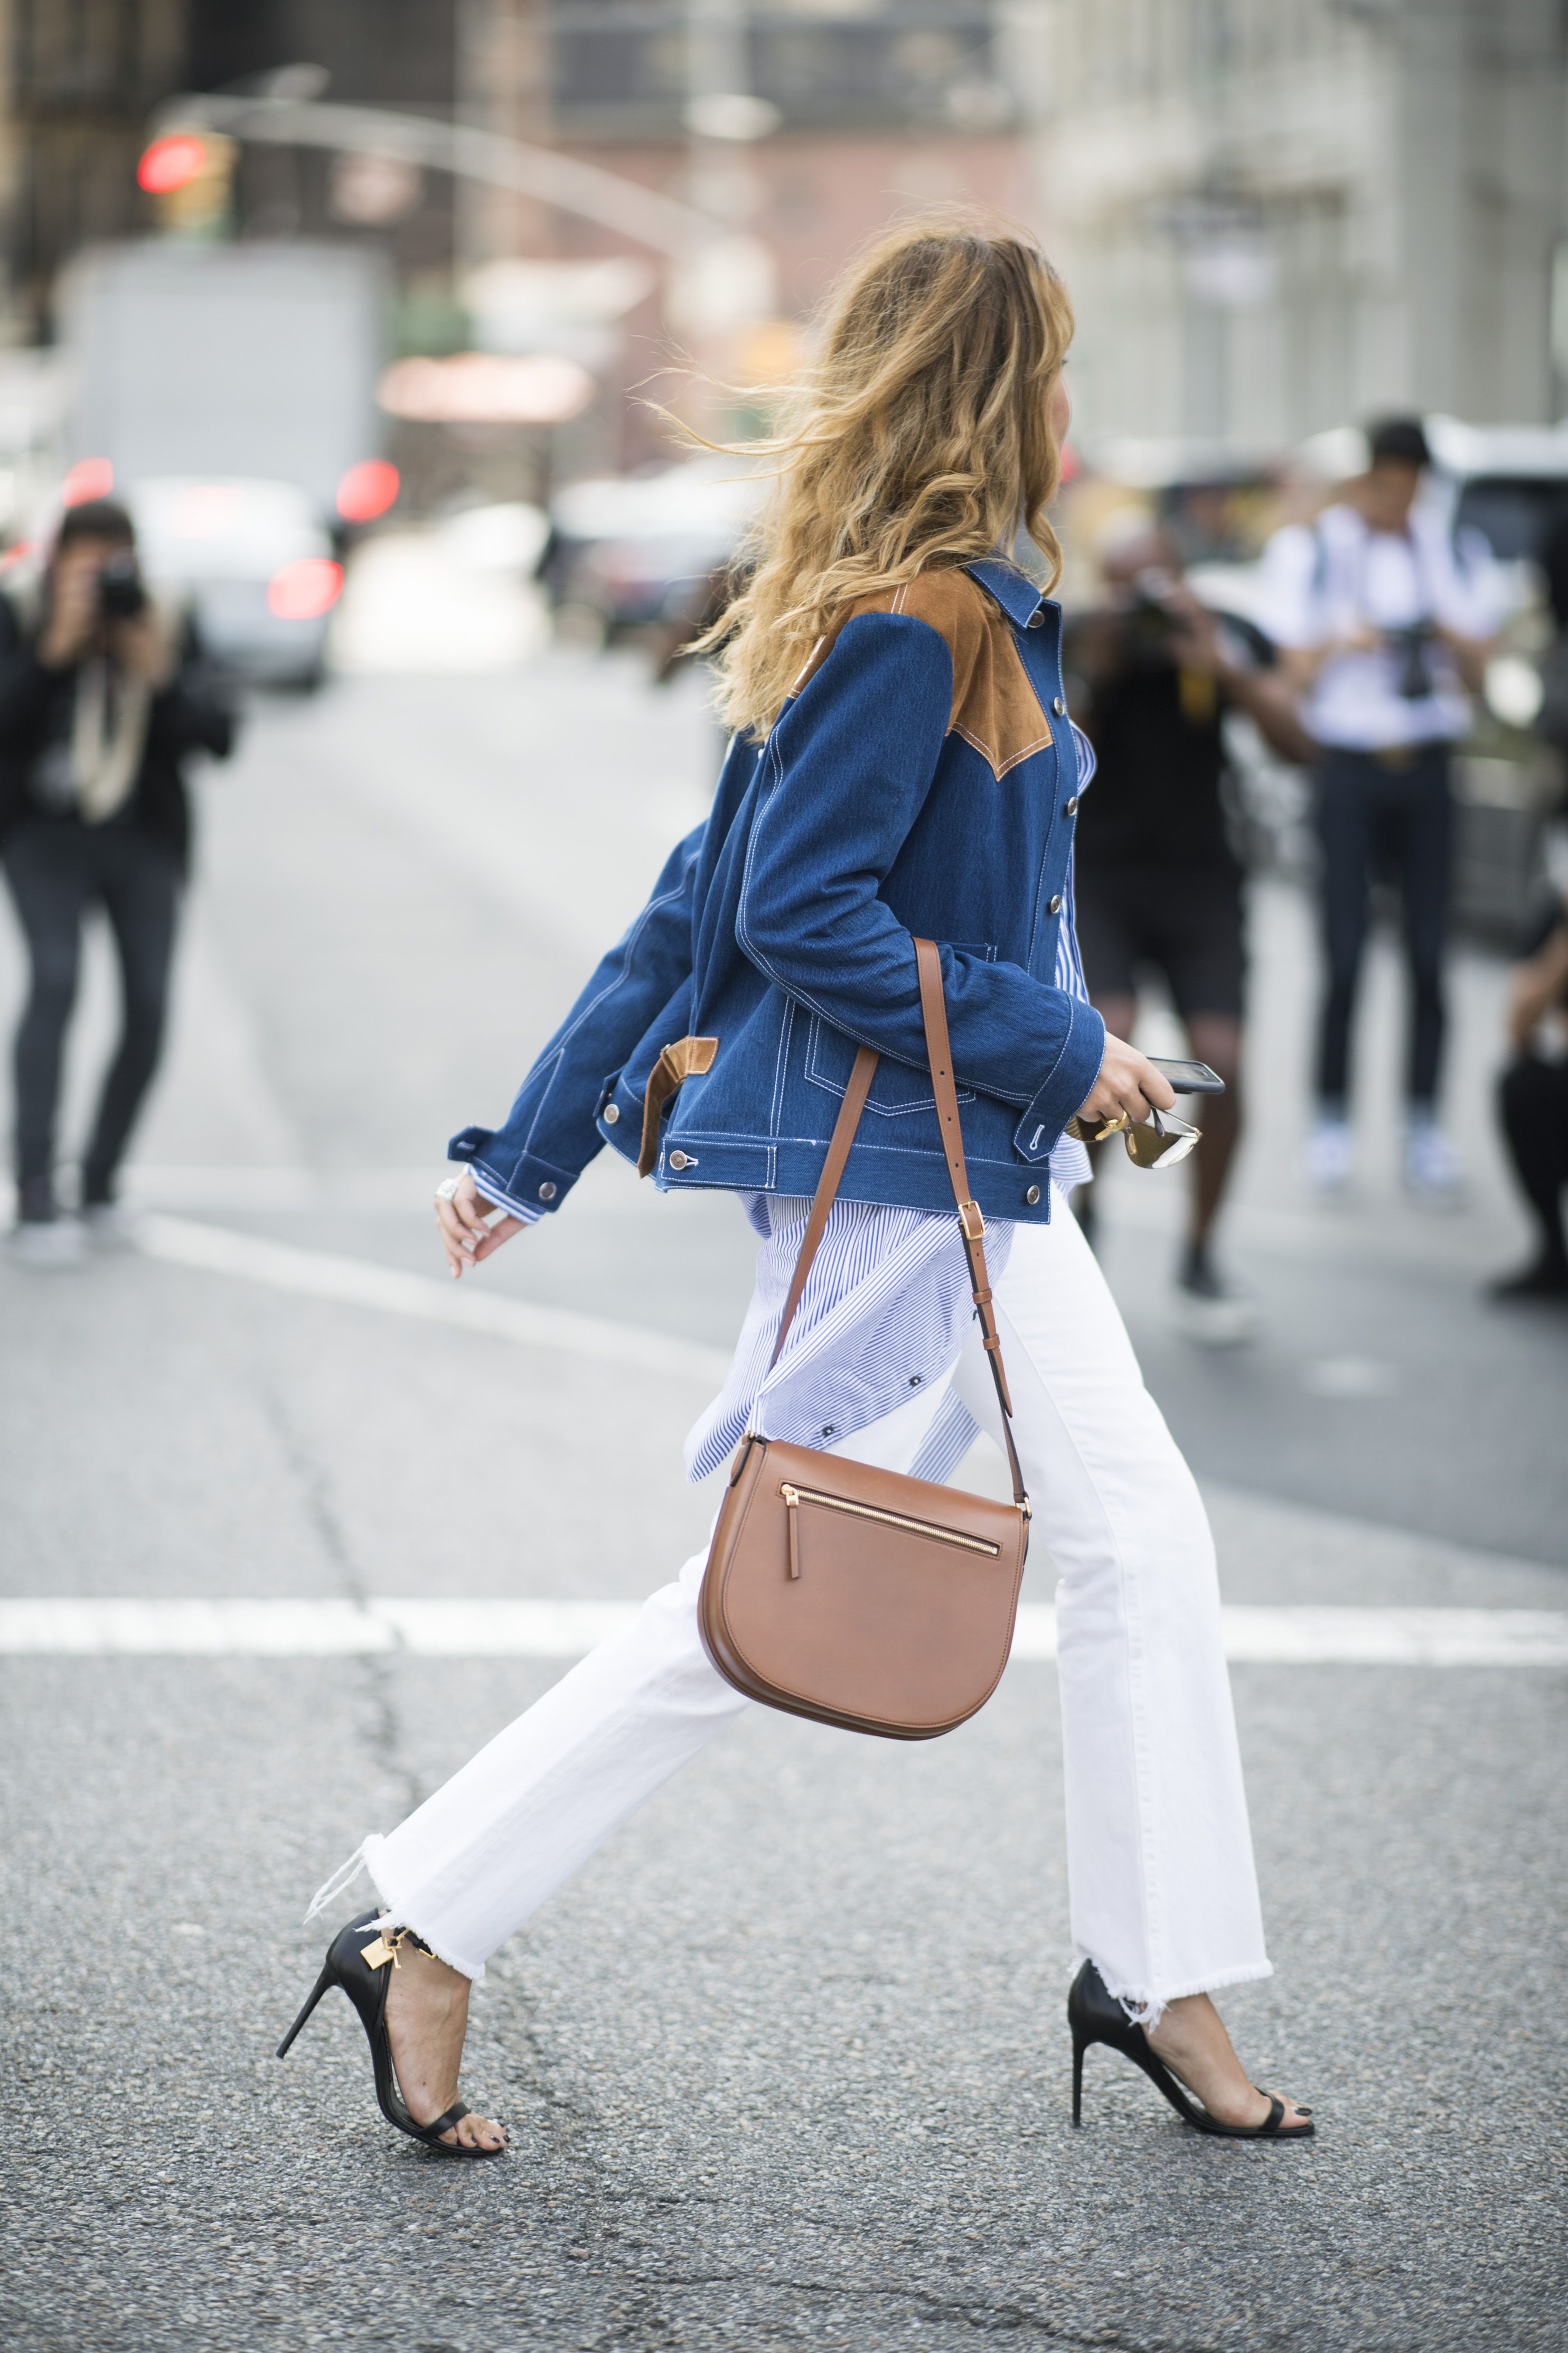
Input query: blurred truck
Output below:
<box><xmin>57</xmin><ymin>240</ymin><xmax>391</xmax><ymax>685</ymax></box>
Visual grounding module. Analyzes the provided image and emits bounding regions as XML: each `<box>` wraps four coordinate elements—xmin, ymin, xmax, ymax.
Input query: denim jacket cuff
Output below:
<box><xmin>1011</xmin><ymin>997</ymin><xmax>1106</xmax><ymax>1162</ymax></box>
<box><xmin>447</xmin><ymin>1125</ymin><xmax>577</xmax><ymax>1216</ymax></box>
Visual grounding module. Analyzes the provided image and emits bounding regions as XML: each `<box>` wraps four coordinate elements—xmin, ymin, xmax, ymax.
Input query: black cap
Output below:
<box><xmin>1366</xmin><ymin>416</ymin><xmax>1431</xmax><ymax>471</ymax></box>
<box><xmin>55</xmin><ymin>497</ymin><xmax>136</xmax><ymax>548</ymax></box>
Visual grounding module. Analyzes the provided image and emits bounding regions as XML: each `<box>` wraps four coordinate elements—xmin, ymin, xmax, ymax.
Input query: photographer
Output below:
<box><xmin>0</xmin><ymin>498</ymin><xmax>235</xmax><ymax>1264</ymax></box>
<box><xmin>1262</xmin><ymin>418</ymin><xmax>1500</xmax><ymax>1199</ymax></box>
<box><xmin>1066</xmin><ymin>523</ymin><xmax>1311</xmax><ymax>1340</ymax></box>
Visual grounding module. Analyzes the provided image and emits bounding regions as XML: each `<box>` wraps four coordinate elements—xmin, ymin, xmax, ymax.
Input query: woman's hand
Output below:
<box><xmin>435</xmin><ymin>1168</ymin><xmax>524</xmax><ymax>1279</ymax></box>
<box><xmin>1077</xmin><ymin>1033</ymin><xmax>1176</xmax><ymax>1132</ymax></box>
<box><xmin>38</xmin><ymin>548</ymin><xmax>102</xmax><ymax>670</ymax></box>
<box><xmin>109</xmin><ymin>609</ymin><xmax>176</xmax><ymax>688</ymax></box>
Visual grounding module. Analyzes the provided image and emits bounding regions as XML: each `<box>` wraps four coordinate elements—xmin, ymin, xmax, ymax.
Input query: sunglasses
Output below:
<box><xmin>1066</xmin><ymin>1105</ymin><xmax>1201</xmax><ymax>1170</ymax></box>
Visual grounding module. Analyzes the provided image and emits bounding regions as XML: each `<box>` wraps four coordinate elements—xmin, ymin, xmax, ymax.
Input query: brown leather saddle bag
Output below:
<box><xmin>697</xmin><ymin>937</ymin><xmax>1031</xmax><ymax>1739</ymax></box>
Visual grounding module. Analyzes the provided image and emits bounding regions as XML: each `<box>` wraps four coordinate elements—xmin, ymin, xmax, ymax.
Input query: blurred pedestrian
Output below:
<box><xmin>1491</xmin><ymin>884</ymin><xmax>1568</xmax><ymax>1300</ymax></box>
<box><xmin>0</xmin><ymin>498</ymin><xmax>235</xmax><ymax>1264</ymax></box>
<box><xmin>1262</xmin><ymin>418</ymin><xmax>1500</xmax><ymax>1199</ymax></box>
<box><xmin>281</xmin><ymin>224</ymin><xmax>1310</xmax><ymax>2159</ymax></box>
<box><xmin>1066</xmin><ymin>523</ymin><xmax>1312</xmax><ymax>1339</ymax></box>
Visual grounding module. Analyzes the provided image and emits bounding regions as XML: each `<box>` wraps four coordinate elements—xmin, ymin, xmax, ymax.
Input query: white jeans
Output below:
<box><xmin>357</xmin><ymin>1208</ymin><xmax>1270</xmax><ymax>2017</ymax></box>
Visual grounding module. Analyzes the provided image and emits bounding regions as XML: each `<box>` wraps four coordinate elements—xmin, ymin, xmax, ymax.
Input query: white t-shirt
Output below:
<box><xmin>1261</xmin><ymin>502</ymin><xmax>1502</xmax><ymax>750</ymax></box>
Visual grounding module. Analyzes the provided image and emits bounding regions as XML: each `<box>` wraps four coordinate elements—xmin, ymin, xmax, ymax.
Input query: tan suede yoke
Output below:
<box><xmin>792</xmin><ymin>568</ymin><xmax>1053</xmax><ymax>780</ymax></box>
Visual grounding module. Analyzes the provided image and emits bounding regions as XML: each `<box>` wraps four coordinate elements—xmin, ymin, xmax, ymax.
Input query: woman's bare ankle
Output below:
<box><xmin>383</xmin><ymin>1944</ymin><xmax>505</xmax><ymax>2146</ymax></box>
<box><xmin>1146</xmin><ymin>1993</ymin><xmax>1298</xmax><ymax>2131</ymax></box>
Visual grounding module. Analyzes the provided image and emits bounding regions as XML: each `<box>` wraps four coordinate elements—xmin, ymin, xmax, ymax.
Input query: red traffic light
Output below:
<box><xmin>138</xmin><ymin>135</ymin><xmax>210</xmax><ymax>195</ymax></box>
<box><xmin>336</xmin><ymin>460</ymin><xmax>400</xmax><ymax>524</ymax></box>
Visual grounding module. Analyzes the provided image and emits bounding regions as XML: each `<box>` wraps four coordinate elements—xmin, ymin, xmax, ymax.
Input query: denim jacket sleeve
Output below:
<box><xmin>736</xmin><ymin>611</ymin><xmax>1104</xmax><ymax>1143</ymax></box>
<box><xmin>447</xmin><ymin>819</ymin><xmax>706</xmax><ymax>1216</ymax></box>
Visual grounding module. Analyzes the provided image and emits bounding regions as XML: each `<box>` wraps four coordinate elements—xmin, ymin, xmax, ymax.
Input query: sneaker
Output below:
<box><xmin>1175</xmin><ymin>1246</ymin><xmax>1258</xmax><ymax>1347</ymax></box>
<box><xmin>1404</xmin><ymin>1117</ymin><xmax>1463</xmax><ymax>1204</ymax></box>
<box><xmin>1489</xmin><ymin>1253</ymin><xmax>1568</xmax><ymax>1302</ymax></box>
<box><xmin>1306</xmin><ymin>1115</ymin><xmax>1353</xmax><ymax>1194</ymax></box>
<box><xmin>10</xmin><ymin>1217</ymin><xmax>83</xmax><ymax>1269</ymax></box>
<box><xmin>81</xmin><ymin>1201</ymin><xmax>143</xmax><ymax>1251</ymax></box>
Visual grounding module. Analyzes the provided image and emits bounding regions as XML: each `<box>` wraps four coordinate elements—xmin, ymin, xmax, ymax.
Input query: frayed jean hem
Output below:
<box><xmin>302</xmin><ymin>1833</ymin><xmax>488</xmax><ymax>1984</ymax></box>
<box><xmin>1080</xmin><ymin>1951</ymin><xmax>1275</xmax><ymax>2034</ymax></box>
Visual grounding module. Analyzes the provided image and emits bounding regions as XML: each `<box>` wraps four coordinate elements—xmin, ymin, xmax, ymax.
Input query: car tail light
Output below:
<box><xmin>267</xmin><ymin>558</ymin><xmax>344</xmax><ymax>620</ymax></box>
<box><xmin>336</xmin><ymin>460</ymin><xmax>399</xmax><ymax>523</ymax></box>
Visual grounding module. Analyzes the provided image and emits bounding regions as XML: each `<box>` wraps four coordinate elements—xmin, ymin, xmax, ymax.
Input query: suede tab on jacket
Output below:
<box><xmin>796</xmin><ymin>568</ymin><xmax>1054</xmax><ymax>781</ymax></box>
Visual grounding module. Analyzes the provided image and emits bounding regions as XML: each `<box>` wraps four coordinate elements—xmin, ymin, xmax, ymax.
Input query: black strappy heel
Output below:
<box><xmin>277</xmin><ymin>1909</ymin><xmax>505</xmax><ymax>2160</ymax></box>
<box><xmin>1068</xmin><ymin>1960</ymin><xmax>1313</xmax><ymax>2140</ymax></box>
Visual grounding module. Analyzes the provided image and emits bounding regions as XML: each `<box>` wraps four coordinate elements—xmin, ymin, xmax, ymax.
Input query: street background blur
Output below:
<box><xmin>1</xmin><ymin>7</ymin><xmax>1566</xmax><ymax>2352</ymax></box>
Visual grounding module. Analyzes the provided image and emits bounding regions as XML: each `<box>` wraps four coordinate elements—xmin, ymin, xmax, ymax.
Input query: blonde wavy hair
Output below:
<box><xmin>698</xmin><ymin>219</ymin><xmax>1074</xmax><ymax>740</ymax></box>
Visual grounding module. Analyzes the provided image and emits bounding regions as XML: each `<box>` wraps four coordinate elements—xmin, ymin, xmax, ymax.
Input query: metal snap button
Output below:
<box><xmin>1048</xmin><ymin>892</ymin><xmax>1063</xmax><ymax>914</ymax></box>
<box><xmin>668</xmin><ymin>1150</ymin><xmax>689</xmax><ymax>1170</ymax></box>
<box><xmin>602</xmin><ymin>1102</ymin><xmax>619</xmax><ymax>1125</ymax></box>
<box><xmin>1065</xmin><ymin>795</ymin><xmax>1078</xmax><ymax>815</ymax></box>
<box><xmin>1052</xmin><ymin>695</ymin><xmax>1065</xmax><ymax>716</ymax></box>
<box><xmin>538</xmin><ymin>1180</ymin><xmax>557</xmax><ymax>1200</ymax></box>
<box><xmin>1027</xmin><ymin>610</ymin><xmax>1044</xmax><ymax>627</ymax></box>
<box><xmin>1026</xmin><ymin>1184</ymin><xmax>1040</xmax><ymax>1205</ymax></box>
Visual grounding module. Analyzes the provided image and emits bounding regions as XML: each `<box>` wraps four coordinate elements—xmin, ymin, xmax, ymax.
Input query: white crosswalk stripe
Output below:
<box><xmin>1</xmin><ymin>1598</ymin><xmax>1563</xmax><ymax>1665</ymax></box>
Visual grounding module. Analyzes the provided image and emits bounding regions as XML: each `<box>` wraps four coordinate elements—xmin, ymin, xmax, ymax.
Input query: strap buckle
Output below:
<box><xmin>958</xmin><ymin>1199</ymin><xmax>986</xmax><ymax>1242</ymax></box>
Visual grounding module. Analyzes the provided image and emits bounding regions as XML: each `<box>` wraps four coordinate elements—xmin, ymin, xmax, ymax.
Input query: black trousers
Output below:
<box><xmin>1499</xmin><ymin>1056</ymin><xmax>1568</xmax><ymax>1264</ymax></box>
<box><xmin>3</xmin><ymin>819</ymin><xmax>181</xmax><ymax>1209</ymax></box>
<box><xmin>1313</xmin><ymin>743</ymin><xmax>1452</xmax><ymax>1108</ymax></box>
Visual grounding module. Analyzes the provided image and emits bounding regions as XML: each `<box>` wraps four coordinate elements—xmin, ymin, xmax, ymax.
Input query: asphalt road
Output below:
<box><xmin>1</xmin><ymin>649</ymin><xmax>1565</xmax><ymax>2352</ymax></box>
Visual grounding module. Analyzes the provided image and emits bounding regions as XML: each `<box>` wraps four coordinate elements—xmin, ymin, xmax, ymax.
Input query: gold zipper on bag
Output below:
<box><xmin>778</xmin><ymin>1481</ymin><xmax>1001</xmax><ymax>1579</ymax></box>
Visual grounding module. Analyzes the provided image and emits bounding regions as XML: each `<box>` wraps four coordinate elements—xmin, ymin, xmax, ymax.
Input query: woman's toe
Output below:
<box><xmin>450</xmin><ymin>2109</ymin><xmax>505</xmax><ymax>2151</ymax></box>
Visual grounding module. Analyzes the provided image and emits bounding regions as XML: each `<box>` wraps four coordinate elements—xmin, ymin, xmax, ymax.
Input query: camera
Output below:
<box><xmin>1123</xmin><ymin>566</ymin><xmax>1182</xmax><ymax>658</ymax></box>
<box><xmin>97</xmin><ymin>550</ymin><xmax>147</xmax><ymax>623</ymax></box>
<box><xmin>1384</xmin><ymin>620</ymin><xmax>1437</xmax><ymax>701</ymax></box>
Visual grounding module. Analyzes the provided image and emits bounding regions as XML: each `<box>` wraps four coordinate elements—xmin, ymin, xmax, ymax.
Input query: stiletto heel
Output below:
<box><xmin>277</xmin><ymin>1909</ymin><xmax>505</xmax><ymax>2160</ymax></box>
<box><xmin>1067</xmin><ymin>1960</ymin><xmax>1313</xmax><ymax>2141</ymax></box>
<box><xmin>276</xmin><ymin>1965</ymin><xmax>333</xmax><ymax>2059</ymax></box>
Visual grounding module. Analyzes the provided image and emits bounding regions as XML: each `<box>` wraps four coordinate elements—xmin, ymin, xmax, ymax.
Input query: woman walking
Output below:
<box><xmin>281</xmin><ymin>223</ymin><xmax>1311</xmax><ymax>2156</ymax></box>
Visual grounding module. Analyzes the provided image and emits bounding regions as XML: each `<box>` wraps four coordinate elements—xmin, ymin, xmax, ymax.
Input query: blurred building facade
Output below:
<box><xmin>8</xmin><ymin>2</ymin><xmax>1560</xmax><ymax>487</ymax></box>
<box><xmin>0</xmin><ymin>1</ymin><xmax>1031</xmax><ymax>471</ymax></box>
<box><xmin>1</xmin><ymin>0</ymin><xmax>190</xmax><ymax>334</ymax></box>
<box><xmin>1031</xmin><ymin>0</ymin><xmax>1568</xmax><ymax>450</ymax></box>
<box><xmin>536</xmin><ymin>1</ymin><xmax>1031</xmax><ymax>462</ymax></box>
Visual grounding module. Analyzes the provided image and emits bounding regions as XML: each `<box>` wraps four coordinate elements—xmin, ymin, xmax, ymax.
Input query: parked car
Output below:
<box><xmin>129</xmin><ymin>476</ymin><xmax>342</xmax><ymax>689</ymax></box>
<box><xmin>540</xmin><ymin>453</ymin><xmax>765</xmax><ymax>641</ymax></box>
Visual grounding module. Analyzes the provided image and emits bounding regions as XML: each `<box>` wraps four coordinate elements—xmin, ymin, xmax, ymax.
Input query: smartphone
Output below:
<box><xmin>1147</xmin><ymin>1056</ymin><xmax>1226</xmax><ymax>1096</ymax></box>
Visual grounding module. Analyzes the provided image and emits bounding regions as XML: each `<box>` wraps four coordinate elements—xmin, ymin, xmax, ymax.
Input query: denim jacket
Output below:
<box><xmin>450</xmin><ymin>558</ymin><xmax>1106</xmax><ymax>1226</ymax></box>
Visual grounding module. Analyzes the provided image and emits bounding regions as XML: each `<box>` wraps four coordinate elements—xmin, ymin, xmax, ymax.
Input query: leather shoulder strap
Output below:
<box><xmin>763</xmin><ymin>946</ymin><xmax>1028</xmax><ymax>1516</ymax></box>
<box><xmin>767</xmin><ymin>1043</ymin><xmax>878</xmax><ymax>1371</ymax></box>
<box><xmin>914</xmin><ymin>937</ymin><xmax>1026</xmax><ymax>1507</ymax></box>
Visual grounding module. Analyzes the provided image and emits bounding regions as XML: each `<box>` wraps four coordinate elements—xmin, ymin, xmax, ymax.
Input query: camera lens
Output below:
<box><xmin>98</xmin><ymin>552</ymin><xmax>147</xmax><ymax>622</ymax></box>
